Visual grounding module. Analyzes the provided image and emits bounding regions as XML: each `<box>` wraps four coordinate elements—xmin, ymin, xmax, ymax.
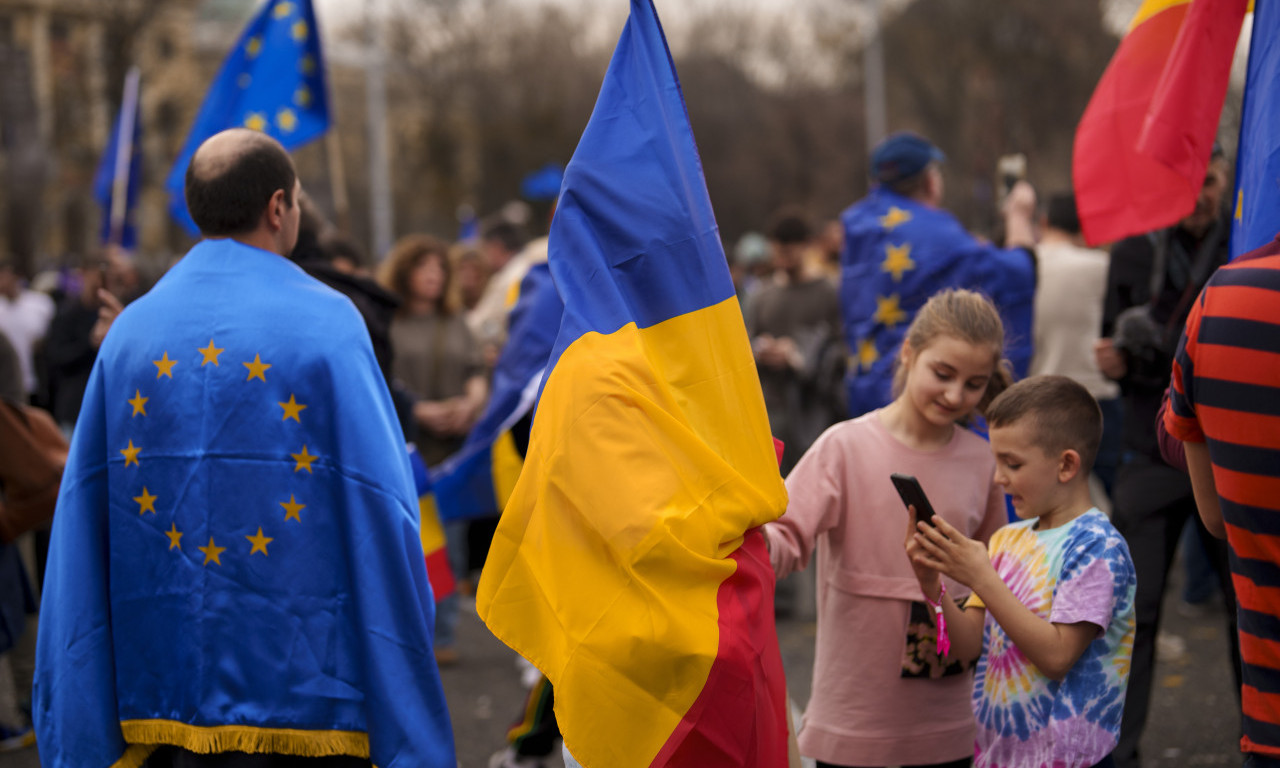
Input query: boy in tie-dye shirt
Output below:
<box><xmin>907</xmin><ymin>376</ymin><xmax>1136</xmax><ymax>768</ymax></box>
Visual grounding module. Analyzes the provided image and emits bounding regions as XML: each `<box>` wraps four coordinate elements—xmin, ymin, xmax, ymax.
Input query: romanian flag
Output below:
<box><xmin>1074</xmin><ymin>0</ymin><xmax>1245</xmax><ymax>245</ymax></box>
<box><xmin>475</xmin><ymin>1</ymin><xmax>790</xmax><ymax>766</ymax></box>
<box><xmin>431</xmin><ymin>262</ymin><xmax>563</xmax><ymax>522</ymax></box>
<box><xmin>1233</xmin><ymin>2</ymin><xmax>1280</xmax><ymax>259</ymax></box>
<box><xmin>408</xmin><ymin>445</ymin><xmax>455</xmax><ymax>601</ymax></box>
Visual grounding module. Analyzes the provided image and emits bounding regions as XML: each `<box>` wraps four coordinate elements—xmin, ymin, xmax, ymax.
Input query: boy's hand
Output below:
<box><xmin>911</xmin><ymin>515</ymin><xmax>995</xmax><ymax>591</ymax></box>
<box><xmin>904</xmin><ymin>505</ymin><xmax>942</xmax><ymax>600</ymax></box>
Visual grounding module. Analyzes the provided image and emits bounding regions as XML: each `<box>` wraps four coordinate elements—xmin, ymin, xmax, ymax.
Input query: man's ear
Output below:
<box><xmin>265</xmin><ymin>189</ymin><xmax>287</xmax><ymax>233</ymax></box>
<box><xmin>1058</xmin><ymin>449</ymin><xmax>1082</xmax><ymax>483</ymax></box>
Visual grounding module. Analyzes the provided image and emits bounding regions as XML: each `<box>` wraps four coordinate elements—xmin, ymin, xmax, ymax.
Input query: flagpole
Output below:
<box><xmin>863</xmin><ymin>0</ymin><xmax>887</xmax><ymax>154</ymax></box>
<box><xmin>109</xmin><ymin>66</ymin><xmax>141</xmax><ymax>248</ymax></box>
<box><xmin>326</xmin><ymin>129</ymin><xmax>351</xmax><ymax>234</ymax></box>
<box><xmin>365</xmin><ymin>0</ymin><xmax>394</xmax><ymax>261</ymax></box>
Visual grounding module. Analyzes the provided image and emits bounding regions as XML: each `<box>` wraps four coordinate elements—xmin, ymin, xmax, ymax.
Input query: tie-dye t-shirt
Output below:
<box><xmin>966</xmin><ymin>508</ymin><xmax>1136</xmax><ymax>768</ymax></box>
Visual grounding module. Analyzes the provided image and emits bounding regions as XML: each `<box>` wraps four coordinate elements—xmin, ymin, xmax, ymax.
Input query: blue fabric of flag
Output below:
<box><xmin>840</xmin><ymin>189</ymin><xmax>1035</xmax><ymax>418</ymax></box>
<box><xmin>33</xmin><ymin>239</ymin><xmax>454</xmax><ymax>767</ymax></box>
<box><xmin>93</xmin><ymin>100</ymin><xmax>143</xmax><ymax>250</ymax></box>
<box><xmin>520</xmin><ymin>163</ymin><xmax>565</xmax><ymax>201</ymax></box>
<box><xmin>1232</xmin><ymin>2</ymin><xmax>1280</xmax><ymax>260</ymax></box>
<box><xmin>165</xmin><ymin>0</ymin><xmax>331</xmax><ymax>236</ymax></box>
<box><xmin>432</xmin><ymin>262</ymin><xmax>563</xmax><ymax>521</ymax></box>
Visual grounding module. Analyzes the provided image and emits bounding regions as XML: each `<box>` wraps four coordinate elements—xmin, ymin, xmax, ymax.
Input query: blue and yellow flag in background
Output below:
<box><xmin>431</xmin><ymin>262</ymin><xmax>563</xmax><ymax>522</ymax></box>
<box><xmin>34</xmin><ymin>239</ymin><xmax>454</xmax><ymax>767</ymax></box>
<box><xmin>1233</xmin><ymin>2</ymin><xmax>1280</xmax><ymax>260</ymax></box>
<box><xmin>165</xmin><ymin>0</ymin><xmax>330</xmax><ymax>236</ymax></box>
<box><xmin>475</xmin><ymin>1</ymin><xmax>790</xmax><ymax>765</ymax></box>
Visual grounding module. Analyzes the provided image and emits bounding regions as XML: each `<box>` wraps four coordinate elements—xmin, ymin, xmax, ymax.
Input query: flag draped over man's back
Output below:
<box><xmin>165</xmin><ymin>0</ymin><xmax>330</xmax><ymax>235</ymax></box>
<box><xmin>33</xmin><ymin>239</ymin><xmax>455</xmax><ymax>767</ymax></box>
<box><xmin>475</xmin><ymin>2</ymin><xmax>790</xmax><ymax>766</ymax></box>
<box><xmin>1074</xmin><ymin>0</ymin><xmax>1245</xmax><ymax>245</ymax></box>
<box><xmin>1233</xmin><ymin>1</ymin><xmax>1280</xmax><ymax>259</ymax></box>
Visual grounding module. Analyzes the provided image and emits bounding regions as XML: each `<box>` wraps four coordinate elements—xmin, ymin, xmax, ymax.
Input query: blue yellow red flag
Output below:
<box><xmin>475</xmin><ymin>2</ymin><xmax>790</xmax><ymax>766</ymax></box>
<box><xmin>164</xmin><ymin>0</ymin><xmax>330</xmax><ymax>236</ymax></box>
<box><xmin>431</xmin><ymin>262</ymin><xmax>562</xmax><ymax>522</ymax></box>
<box><xmin>33</xmin><ymin>239</ymin><xmax>454</xmax><ymax>767</ymax></box>
<box><xmin>1233</xmin><ymin>3</ymin><xmax>1280</xmax><ymax>259</ymax></box>
<box><xmin>408</xmin><ymin>444</ymin><xmax>456</xmax><ymax>601</ymax></box>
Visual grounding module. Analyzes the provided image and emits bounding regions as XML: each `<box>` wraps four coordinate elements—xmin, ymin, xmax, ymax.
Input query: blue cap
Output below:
<box><xmin>870</xmin><ymin>132</ymin><xmax>945</xmax><ymax>185</ymax></box>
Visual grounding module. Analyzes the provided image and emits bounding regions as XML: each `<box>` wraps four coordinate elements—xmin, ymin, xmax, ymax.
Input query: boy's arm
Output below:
<box><xmin>904</xmin><ymin>507</ymin><xmax>986</xmax><ymax>663</ymax></box>
<box><xmin>913</xmin><ymin>516</ymin><xmax>1098</xmax><ymax>681</ymax></box>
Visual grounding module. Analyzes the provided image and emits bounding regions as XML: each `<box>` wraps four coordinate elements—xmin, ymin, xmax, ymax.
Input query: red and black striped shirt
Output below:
<box><xmin>1166</xmin><ymin>236</ymin><xmax>1280</xmax><ymax>759</ymax></box>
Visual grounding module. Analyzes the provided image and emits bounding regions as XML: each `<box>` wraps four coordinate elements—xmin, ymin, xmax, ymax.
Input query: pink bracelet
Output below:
<box><xmin>923</xmin><ymin>581</ymin><xmax>950</xmax><ymax>657</ymax></box>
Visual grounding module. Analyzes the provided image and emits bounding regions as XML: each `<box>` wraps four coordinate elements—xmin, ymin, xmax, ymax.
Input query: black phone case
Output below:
<box><xmin>890</xmin><ymin>473</ymin><xmax>937</xmax><ymax>525</ymax></box>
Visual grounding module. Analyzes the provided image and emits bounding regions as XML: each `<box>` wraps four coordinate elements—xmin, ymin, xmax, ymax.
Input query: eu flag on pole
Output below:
<box><xmin>431</xmin><ymin>262</ymin><xmax>563</xmax><ymax>522</ymax></box>
<box><xmin>1233</xmin><ymin>3</ymin><xmax>1280</xmax><ymax>259</ymax></box>
<box><xmin>475</xmin><ymin>1</ymin><xmax>790</xmax><ymax>765</ymax></box>
<box><xmin>93</xmin><ymin>69</ymin><xmax>143</xmax><ymax>250</ymax></box>
<box><xmin>165</xmin><ymin>0</ymin><xmax>330</xmax><ymax>235</ymax></box>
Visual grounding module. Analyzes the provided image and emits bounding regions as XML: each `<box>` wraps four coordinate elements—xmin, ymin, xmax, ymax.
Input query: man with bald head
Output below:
<box><xmin>34</xmin><ymin>130</ymin><xmax>455</xmax><ymax>767</ymax></box>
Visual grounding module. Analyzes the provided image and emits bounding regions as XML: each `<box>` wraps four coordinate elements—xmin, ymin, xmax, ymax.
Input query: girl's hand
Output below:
<box><xmin>911</xmin><ymin>515</ymin><xmax>995</xmax><ymax>591</ymax></box>
<box><xmin>903</xmin><ymin>505</ymin><xmax>942</xmax><ymax>599</ymax></box>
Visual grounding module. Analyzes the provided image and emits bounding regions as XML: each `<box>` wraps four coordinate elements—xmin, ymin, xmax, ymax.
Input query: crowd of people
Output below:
<box><xmin>0</xmin><ymin>125</ymin><xmax>1267</xmax><ymax>768</ymax></box>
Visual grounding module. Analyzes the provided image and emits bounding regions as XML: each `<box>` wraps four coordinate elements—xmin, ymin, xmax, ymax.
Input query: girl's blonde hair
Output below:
<box><xmin>891</xmin><ymin>288</ymin><xmax>1014</xmax><ymax>418</ymax></box>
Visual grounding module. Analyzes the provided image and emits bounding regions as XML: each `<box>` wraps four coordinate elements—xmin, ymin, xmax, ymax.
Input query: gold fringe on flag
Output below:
<box><xmin>114</xmin><ymin>720</ymin><xmax>370</xmax><ymax>762</ymax></box>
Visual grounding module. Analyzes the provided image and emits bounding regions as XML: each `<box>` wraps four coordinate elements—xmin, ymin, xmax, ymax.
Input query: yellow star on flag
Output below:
<box><xmin>198</xmin><ymin>339</ymin><xmax>225</xmax><ymax>367</ymax></box>
<box><xmin>165</xmin><ymin>523</ymin><xmax>183</xmax><ymax>551</ymax></box>
<box><xmin>120</xmin><ymin>439</ymin><xmax>141</xmax><ymax>467</ymax></box>
<box><xmin>280</xmin><ymin>495</ymin><xmax>305</xmax><ymax>521</ymax></box>
<box><xmin>133</xmin><ymin>487</ymin><xmax>157</xmax><ymax>515</ymax></box>
<box><xmin>301</xmin><ymin>55</ymin><xmax>316</xmax><ymax>75</ymax></box>
<box><xmin>246</xmin><ymin>527</ymin><xmax>274</xmax><ymax>555</ymax></box>
<box><xmin>279</xmin><ymin>394</ymin><xmax>307</xmax><ymax>422</ymax></box>
<box><xmin>244</xmin><ymin>112</ymin><xmax>268</xmax><ymax>132</ymax></box>
<box><xmin>294</xmin><ymin>85</ymin><xmax>312</xmax><ymax>108</ymax></box>
<box><xmin>245</xmin><ymin>36</ymin><xmax>262</xmax><ymax>58</ymax></box>
<box><xmin>243</xmin><ymin>354</ymin><xmax>271</xmax><ymax>382</ymax></box>
<box><xmin>273</xmin><ymin>1</ymin><xmax>295</xmax><ymax>18</ymax></box>
<box><xmin>199</xmin><ymin>537</ymin><xmax>226</xmax><ymax>566</ymax></box>
<box><xmin>874</xmin><ymin>294</ymin><xmax>908</xmax><ymax>329</ymax></box>
<box><xmin>881</xmin><ymin>243</ymin><xmax>915</xmax><ymax>282</ymax></box>
<box><xmin>1236</xmin><ymin>189</ymin><xmax>1244</xmax><ymax>222</ymax></box>
<box><xmin>153</xmin><ymin>351</ymin><xmax>177</xmax><ymax>379</ymax></box>
<box><xmin>290</xmin><ymin>446</ymin><xmax>317</xmax><ymax>474</ymax></box>
<box><xmin>879</xmin><ymin>207</ymin><xmax>912</xmax><ymax>231</ymax></box>
<box><xmin>129</xmin><ymin>389</ymin><xmax>148</xmax><ymax>417</ymax></box>
<box><xmin>277</xmin><ymin>108</ymin><xmax>298</xmax><ymax>133</ymax></box>
<box><xmin>292</xmin><ymin>20</ymin><xmax>308</xmax><ymax>42</ymax></box>
<box><xmin>858</xmin><ymin>339</ymin><xmax>879</xmax><ymax>372</ymax></box>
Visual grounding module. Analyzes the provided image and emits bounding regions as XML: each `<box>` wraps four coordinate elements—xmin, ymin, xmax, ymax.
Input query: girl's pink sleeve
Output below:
<box><xmin>763</xmin><ymin>429</ymin><xmax>845</xmax><ymax>579</ymax></box>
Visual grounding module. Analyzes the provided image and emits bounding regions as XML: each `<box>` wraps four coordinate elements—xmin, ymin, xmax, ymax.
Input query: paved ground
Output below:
<box><xmin>3</xmin><ymin>550</ymin><xmax>1242</xmax><ymax>768</ymax></box>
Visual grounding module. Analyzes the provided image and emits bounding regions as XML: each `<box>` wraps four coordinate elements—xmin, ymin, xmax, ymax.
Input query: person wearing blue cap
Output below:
<box><xmin>839</xmin><ymin>131</ymin><xmax>1038</xmax><ymax>420</ymax></box>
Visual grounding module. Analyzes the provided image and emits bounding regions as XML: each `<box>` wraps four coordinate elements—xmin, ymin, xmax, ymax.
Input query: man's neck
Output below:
<box><xmin>1039</xmin><ymin>229</ymin><xmax>1075</xmax><ymax>246</ymax></box>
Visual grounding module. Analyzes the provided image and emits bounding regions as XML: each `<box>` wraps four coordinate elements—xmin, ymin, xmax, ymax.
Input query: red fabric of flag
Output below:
<box><xmin>1074</xmin><ymin>1</ymin><xmax>1192</xmax><ymax>245</ymax></box>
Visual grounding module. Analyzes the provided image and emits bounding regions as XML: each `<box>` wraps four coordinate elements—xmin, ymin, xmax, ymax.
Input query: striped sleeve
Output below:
<box><xmin>1164</xmin><ymin>288</ymin><xmax>1207</xmax><ymax>444</ymax></box>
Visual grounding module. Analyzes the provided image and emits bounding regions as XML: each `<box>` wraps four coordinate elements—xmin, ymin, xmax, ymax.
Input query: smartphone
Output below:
<box><xmin>891</xmin><ymin>473</ymin><xmax>937</xmax><ymax>527</ymax></box>
<box><xmin>996</xmin><ymin>153</ymin><xmax>1027</xmax><ymax>196</ymax></box>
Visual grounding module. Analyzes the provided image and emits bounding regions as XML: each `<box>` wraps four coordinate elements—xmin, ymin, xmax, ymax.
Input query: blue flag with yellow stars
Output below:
<box><xmin>840</xmin><ymin>189</ymin><xmax>1035</xmax><ymax>417</ymax></box>
<box><xmin>165</xmin><ymin>0</ymin><xmax>330</xmax><ymax>236</ymax></box>
<box><xmin>1232</xmin><ymin>1</ymin><xmax>1280</xmax><ymax>260</ymax></box>
<box><xmin>432</xmin><ymin>262</ymin><xmax>563</xmax><ymax>522</ymax></box>
<box><xmin>33</xmin><ymin>239</ymin><xmax>455</xmax><ymax>767</ymax></box>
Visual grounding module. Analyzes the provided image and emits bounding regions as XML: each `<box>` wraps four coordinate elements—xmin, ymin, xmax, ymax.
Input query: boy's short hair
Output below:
<box><xmin>986</xmin><ymin>375</ymin><xmax>1103</xmax><ymax>473</ymax></box>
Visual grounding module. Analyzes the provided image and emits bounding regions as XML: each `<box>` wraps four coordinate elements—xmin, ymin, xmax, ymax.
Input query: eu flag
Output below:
<box><xmin>1232</xmin><ymin>2</ymin><xmax>1280</xmax><ymax>259</ymax></box>
<box><xmin>476</xmin><ymin>1</ymin><xmax>791</xmax><ymax>764</ymax></box>
<box><xmin>34</xmin><ymin>239</ymin><xmax>455</xmax><ymax>766</ymax></box>
<box><xmin>93</xmin><ymin>70</ymin><xmax>142</xmax><ymax>250</ymax></box>
<box><xmin>431</xmin><ymin>262</ymin><xmax>563</xmax><ymax>522</ymax></box>
<box><xmin>165</xmin><ymin>0</ymin><xmax>330</xmax><ymax>236</ymax></box>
